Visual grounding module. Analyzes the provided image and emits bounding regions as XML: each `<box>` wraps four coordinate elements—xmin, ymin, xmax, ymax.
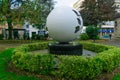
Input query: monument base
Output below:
<box><xmin>48</xmin><ymin>43</ymin><xmax>83</xmax><ymax>56</ymax></box>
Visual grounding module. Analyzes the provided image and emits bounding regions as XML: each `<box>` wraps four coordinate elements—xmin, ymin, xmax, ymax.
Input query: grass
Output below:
<box><xmin>0</xmin><ymin>48</ymin><xmax>38</xmax><ymax>80</ymax></box>
<box><xmin>113</xmin><ymin>74</ymin><xmax>120</xmax><ymax>80</ymax></box>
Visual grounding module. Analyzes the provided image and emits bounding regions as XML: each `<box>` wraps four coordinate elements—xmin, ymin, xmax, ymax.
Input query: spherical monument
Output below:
<box><xmin>46</xmin><ymin>6</ymin><xmax>83</xmax><ymax>43</ymax></box>
<box><xmin>46</xmin><ymin>6</ymin><xmax>83</xmax><ymax>55</ymax></box>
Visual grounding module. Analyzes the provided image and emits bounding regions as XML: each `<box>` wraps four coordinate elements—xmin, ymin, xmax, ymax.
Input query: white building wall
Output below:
<box><xmin>23</xmin><ymin>22</ymin><xmax>39</xmax><ymax>39</ymax></box>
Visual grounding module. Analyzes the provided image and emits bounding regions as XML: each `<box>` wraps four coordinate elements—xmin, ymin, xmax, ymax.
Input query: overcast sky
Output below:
<box><xmin>54</xmin><ymin>0</ymin><xmax>78</xmax><ymax>7</ymax></box>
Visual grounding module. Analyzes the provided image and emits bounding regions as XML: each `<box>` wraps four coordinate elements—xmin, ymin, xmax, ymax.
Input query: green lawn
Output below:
<box><xmin>113</xmin><ymin>74</ymin><xmax>120</xmax><ymax>80</ymax></box>
<box><xmin>0</xmin><ymin>48</ymin><xmax>38</xmax><ymax>80</ymax></box>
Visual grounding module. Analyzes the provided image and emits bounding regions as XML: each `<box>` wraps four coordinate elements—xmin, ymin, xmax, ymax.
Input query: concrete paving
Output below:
<box><xmin>98</xmin><ymin>39</ymin><xmax>120</xmax><ymax>47</ymax></box>
<box><xmin>82</xmin><ymin>49</ymin><xmax>96</xmax><ymax>57</ymax></box>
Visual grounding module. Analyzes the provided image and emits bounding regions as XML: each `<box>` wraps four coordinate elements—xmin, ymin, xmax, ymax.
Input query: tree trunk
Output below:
<box><xmin>7</xmin><ymin>18</ymin><xmax>13</xmax><ymax>40</ymax></box>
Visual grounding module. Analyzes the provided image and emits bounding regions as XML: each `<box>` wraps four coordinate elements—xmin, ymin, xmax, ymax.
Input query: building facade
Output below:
<box><xmin>73</xmin><ymin>0</ymin><xmax>118</xmax><ymax>39</ymax></box>
<box><xmin>115</xmin><ymin>0</ymin><xmax>120</xmax><ymax>13</ymax></box>
<box><xmin>73</xmin><ymin>0</ymin><xmax>120</xmax><ymax>12</ymax></box>
<box><xmin>113</xmin><ymin>0</ymin><xmax>120</xmax><ymax>39</ymax></box>
<box><xmin>98</xmin><ymin>21</ymin><xmax>114</xmax><ymax>38</ymax></box>
<box><xmin>73</xmin><ymin>0</ymin><xmax>84</xmax><ymax>11</ymax></box>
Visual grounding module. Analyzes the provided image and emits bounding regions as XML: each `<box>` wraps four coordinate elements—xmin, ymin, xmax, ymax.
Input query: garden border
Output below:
<box><xmin>12</xmin><ymin>41</ymin><xmax>120</xmax><ymax>79</ymax></box>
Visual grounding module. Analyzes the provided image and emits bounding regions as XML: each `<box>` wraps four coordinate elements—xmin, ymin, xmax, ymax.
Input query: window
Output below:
<box><xmin>26</xmin><ymin>25</ymin><xmax>29</xmax><ymax>28</ymax></box>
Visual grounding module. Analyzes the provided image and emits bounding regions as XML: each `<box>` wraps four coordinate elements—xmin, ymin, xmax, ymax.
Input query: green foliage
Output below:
<box><xmin>56</xmin><ymin>56</ymin><xmax>103</xmax><ymax>79</ymax></box>
<box><xmin>0</xmin><ymin>34</ymin><xmax>3</xmax><ymax>40</ymax></box>
<box><xmin>86</xmin><ymin>25</ymin><xmax>99</xmax><ymax>39</ymax></box>
<box><xmin>14</xmin><ymin>42</ymin><xmax>48</xmax><ymax>52</ymax></box>
<box><xmin>80</xmin><ymin>33</ymin><xmax>89</xmax><ymax>40</ymax></box>
<box><xmin>12</xmin><ymin>41</ymin><xmax>120</xmax><ymax>79</ymax></box>
<box><xmin>12</xmin><ymin>52</ymin><xmax>54</xmax><ymax>74</ymax></box>
<box><xmin>0</xmin><ymin>48</ymin><xmax>37</xmax><ymax>80</ymax></box>
<box><xmin>96</xmin><ymin>48</ymin><xmax>120</xmax><ymax>72</ymax></box>
<box><xmin>80</xmin><ymin>0</ymin><xmax>115</xmax><ymax>26</ymax></box>
<box><xmin>32</xmin><ymin>34</ymin><xmax>45</xmax><ymax>40</ymax></box>
<box><xmin>54</xmin><ymin>48</ymin><xmax>120</xmax><ymax>79</ymax></box>
<box><xmin>80</xmin><ymin>41</ymin><xmax>115</xmax><ymax>53</ymax></box>
<box><xmin>12</xmin><ymin>42</ymin><xmax>54</xmax><ymax>74</ymax></box>
<box><xmin>113</xmin><ymin>74</ymin><xmax>120</xmax><ymax>80</ymax></box>
<box><xmin>0</xmin><ymin>0</ymin><xmax>54</xmax><ymax>39</ymax></box>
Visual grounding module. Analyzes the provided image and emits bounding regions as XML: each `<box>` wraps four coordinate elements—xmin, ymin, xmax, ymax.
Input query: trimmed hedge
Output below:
<box><xmin>12</xmin><ymin>42</ymin><xmax>120</xmax><ymax>79</ymax></box>
<box><xmin>0</xmin><ymin>48</ymin><xmax>37</xmax><ymax>80</ymax></box>
<box><xmin>55</xmin><ymin>48</ymin><xmax>120</xmax><ymax>79</ymax></box>
<box><xmin>80</xmin><ymin>33</ymin><xmax>89</xmax><ymax>40</ymax></box>
<box><xmin>12</xmin><ymin>42</ymin><xmax>54</xmax><ymax>74</ymax></box>
<box><xmin>80</xmin><ymin>41</ymin><xmax>115</xmax><ymax>53</ymax></box>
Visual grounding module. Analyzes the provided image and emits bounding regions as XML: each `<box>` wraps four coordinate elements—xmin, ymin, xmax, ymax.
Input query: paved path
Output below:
<box><xmin>98</xmin><ymin>39</ymin><xmax>120</xmax><ymax>47</ymax></box>
<box><xmin>82</xmin><ymin>49</ymin><xmax>96</xmax><ymax>57</ymax></box>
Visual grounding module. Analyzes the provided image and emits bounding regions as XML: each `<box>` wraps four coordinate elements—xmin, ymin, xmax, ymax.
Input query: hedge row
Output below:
<box><xmin>56</xmin><ymin>48</ymin><xmax>120</xmax><ymax>79</ymax></box>
<box><xmin>12</xmin><ymin>42</ymin><xmax>54</xmax><ymax>74</ymax></box>
<box><xmin>80</xmin><ymin>41</ymin><xmax>115</xmax><ymax>53</ymax></box>
<box><xmin>0</xmin><ymin>48</ymin><xmax>37</xmax><ymax>80</ymax></box>
<box><xmin>12</xmin><ymin>42</ymin><xmax>120</xmax><ymax>79</ymax></box>
<box><xmin>13</xmin><ymin>42</ymin><xmax>48</xmax><ymax>52</ymax></box>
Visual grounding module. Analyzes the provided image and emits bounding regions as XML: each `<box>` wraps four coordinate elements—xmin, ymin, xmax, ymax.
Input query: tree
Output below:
<box><xmin>0</xmin><ymin>0</ymin><xmax>54</xmax><ymax>39</ymax></box>
<box><xmin>96</xmin><ymin>0</ymin><xmax>115</xmax><ymax>21</ymax></box>
<box><xmin>86</xmin><ymin>25</ymin><xmax>99</xmax><ymax>40</ymax></box>
<box><xmin>80</xmin><ymin>0</ymin><xmax>115</xmax><ymax>26</ymax></box>
<box><xmin>22</xmin><ymin>0</ymin><xmax>54</xmax><ymax>29</ymax></box>
<box><xmin>80</xmin><ymin>0</ymin><xmax>97</xmax><ymax>26</ymax></box>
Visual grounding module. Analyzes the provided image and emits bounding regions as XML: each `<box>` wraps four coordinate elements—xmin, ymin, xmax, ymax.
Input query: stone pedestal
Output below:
<box><xmin>48</xmin><ymin>43</ymin><xmax>83</xmax><ymax>56</ymax></box>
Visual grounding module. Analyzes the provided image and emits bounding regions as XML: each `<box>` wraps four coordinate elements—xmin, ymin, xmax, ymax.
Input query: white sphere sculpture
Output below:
<box><xmin>46</xmin><ymin>6</ymin><xmax>83</xmax><ymax>42</ymax></box>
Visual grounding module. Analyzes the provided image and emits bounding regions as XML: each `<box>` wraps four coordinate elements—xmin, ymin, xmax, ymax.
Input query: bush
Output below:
<box><xmin>80</xmin><ymin>33</ymin><xmax>89</xmax><ymax>40</ymax></box>
<box><xmin>55</xmin><ymin>56</ymin><xmax>102</xmax><ymax>79</ymax></box>
<box><xmin>12</xmin><ymin>42</ymin><xmax>54</xmax><ymax>74</ymax></box>
<box><xmin>12</xmin><ymin>52</ymin><xmax>54</xmax><ymax>74</ymax></box>
<box><xmin>12</xmin><ymin>41</ymin><xmax>120</xmax><ymax>79</ymax></box>
<box><xmin>86</xmin><ymin>25</ymin><xmax>99</xmax><ymax>39</ymax></box>
<box><xmin>32</xmin><ymin>34</ymin><xmax>45</xmax><ymax>40</ymax></box>
<box><xmin>54</xmin><ymin>48</ymin><xmax>120</xmax><ymax>79</ymax></box>
<box><xmin>0</xmin><ymin>48</ymin><xmax>37</xmax><ymax>80</ymax></box>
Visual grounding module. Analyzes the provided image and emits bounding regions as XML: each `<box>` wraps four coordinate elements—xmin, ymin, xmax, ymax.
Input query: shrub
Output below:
<box><xmin>113</xmin><ymin>74</ymin><xmax>120</xmax><ymax>80</ymax></box>
<box><xmin>80</xmin><ymin>33</ymin><xmax>89</xmax><ymax>40</ymax></box>
<box><xmin>12</xmin><ymin>52</ymin><xmax>54</xmax><ymax>74</ymax></box>
<box><xmin>12</xmin><ymin>41</ymin><xmax>120</xmax><ymax>79</ymax></box>
<box><xmin>12</xmin><ymin>42</ymin><xmax>54</xmax><ymax>74</ymax></box>
<box><xmin>53</xmin><ymin>48</ymin><xmax>120</xmax><ymax>79</ymax></box>
<box><xmin>86</xmin><ymin>25</ymin><xmax>99</xmax><ymax>39</ymax></box>
<box><xmin>96</xmin><ymin>48</ymin><xmax>120</xmax><ymax>72</ymax></box>
<box><xmin>80</xmin><ymin>41</ymin><xmax>115</xmax><ymax>53</ymax></box>
<box><xmin>0</xmin><ymin>48</ymin><xmax>38</xmax><ymax>80</ymax></box>
<box><xmin>32</xmin><ymin>34</ymin><xmax>45</xmax><ymax>40</ymax></box>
